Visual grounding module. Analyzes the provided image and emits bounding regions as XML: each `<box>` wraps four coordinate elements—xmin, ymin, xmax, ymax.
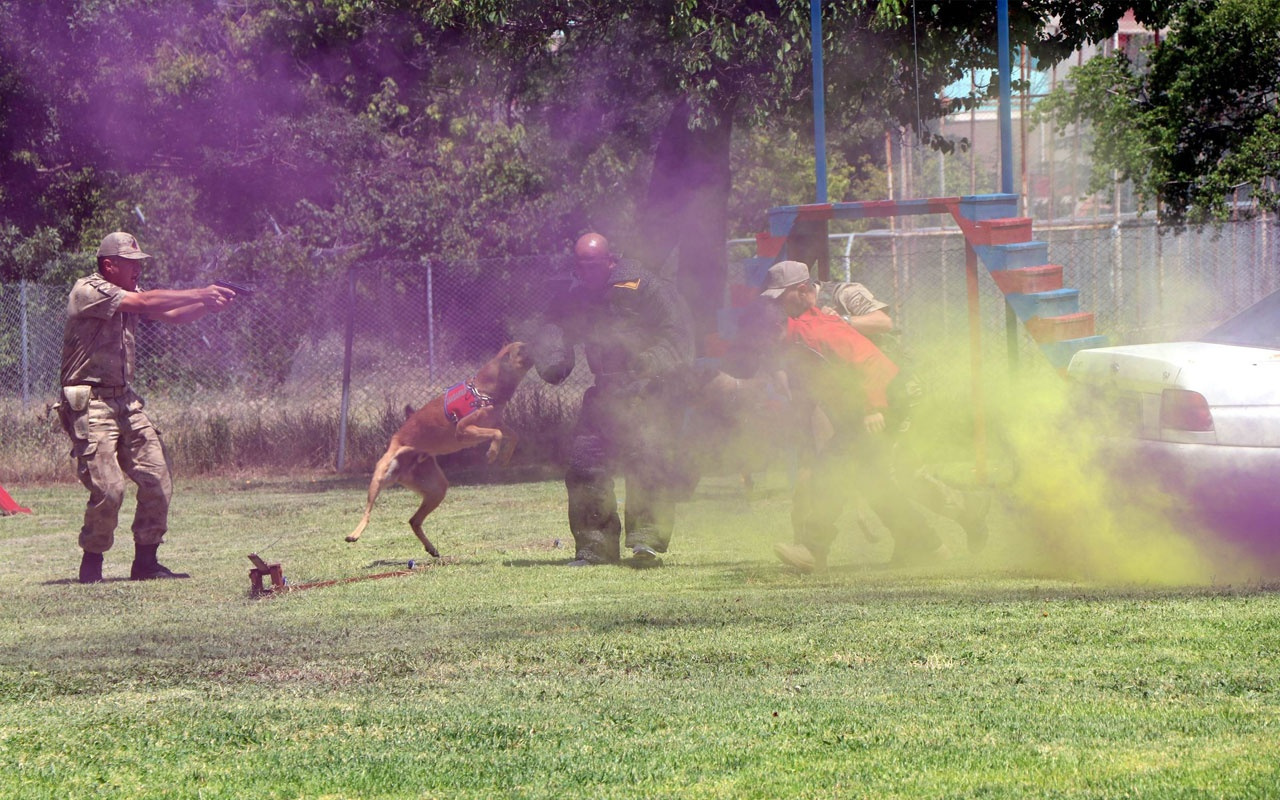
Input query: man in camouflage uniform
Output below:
<box><xmin>534</xmin><ymin>232</ymin><xmax>696</xmax><ymax>567</ymax></box>
<box><xmin>816</xmin><ymin>280</ymin><xmax>894</xmax><ymax>339</ymax></box>
<box><xmin>59</xmin><ymin>232</ymin><xmax>238</xmax><ymax>583</ymax></box>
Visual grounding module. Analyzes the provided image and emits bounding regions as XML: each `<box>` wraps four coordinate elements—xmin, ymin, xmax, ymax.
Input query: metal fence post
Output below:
<box><xmin>426</xmin><ymin>260</ymin><xmax>436</xmax><ymax>382</ymax></box>
<box><xmin>19</xmin><ymin>280</ymin><xmax>30</xmax><ymax>412</ymax></box>
<box><xmin>336</xmin><ymin>267</ymin><xmax>356</xmax><ymax>472</ymax></box>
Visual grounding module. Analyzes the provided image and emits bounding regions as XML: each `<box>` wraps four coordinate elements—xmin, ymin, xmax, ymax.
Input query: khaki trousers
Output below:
<box><xmin>61</xmin><ymin>391</ymin><xmax>172</xmax><ymax>554</ymax></box>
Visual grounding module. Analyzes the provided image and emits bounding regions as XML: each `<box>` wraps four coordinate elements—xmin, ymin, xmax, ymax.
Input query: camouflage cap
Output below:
<box><xmin>96</xmin><ymin>232</ymin><xmax>151</xmax><ymax>260</ymax></box>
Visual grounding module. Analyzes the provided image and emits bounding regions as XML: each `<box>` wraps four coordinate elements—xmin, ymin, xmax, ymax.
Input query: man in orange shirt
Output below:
<box><xmin>754</xmin><ymin>261</ymin><xmax>947</xmax><ymax>571</ymax></box>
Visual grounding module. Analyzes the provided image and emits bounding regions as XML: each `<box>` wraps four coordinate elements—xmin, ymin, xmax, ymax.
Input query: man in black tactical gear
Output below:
<box><xmin>534</xmin><ymin>232</ymin><xmax>696</xmax><ymax>567</ymax></box>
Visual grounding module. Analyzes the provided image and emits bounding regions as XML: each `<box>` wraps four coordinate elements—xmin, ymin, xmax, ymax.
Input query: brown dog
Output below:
<box><xmin>346</xmin><ymin>341</ymin><xmax>534</xmax><ymax>555</ymax></box>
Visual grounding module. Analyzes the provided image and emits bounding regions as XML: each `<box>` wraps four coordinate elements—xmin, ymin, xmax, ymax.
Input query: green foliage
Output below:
<box><xmin>0</xmin><ymin>224</ymin><xmax>62</xmax><ymax>281</ymax></box>
<box><xmin>0</xmin><ymin>0</ymin><xmax>1154</xmax><ymax>296</ymax></box>
<box><xmin>1036</xmin><ymin>0</ymin><xmax>1280</xmax><ymax>229</ymax></box>
<box><xmin>730</xmin><ymin>123</ymin><xmax>888</xmax><ymax>234</ymax></box>
<box><xmin>1</xmin><ymin>0</ymin><xmax>581</xmax><ymax>274</ymax></box>
<box><xmin>1033</xmin><ymin>54</ymin><xmax>1148</xmax><ymax>201</ymax></box>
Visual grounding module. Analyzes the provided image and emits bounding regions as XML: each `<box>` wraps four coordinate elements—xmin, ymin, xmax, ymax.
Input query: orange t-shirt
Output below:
<box><xmin>785</xmin><ymin>306</ymin><xmax>898</xmax><ymax>412</ymax></box>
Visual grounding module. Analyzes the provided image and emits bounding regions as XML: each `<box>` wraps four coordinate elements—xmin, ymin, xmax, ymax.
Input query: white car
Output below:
<box><xmin>1066</xmin><ymin>288</ymin><xmax>1280</xmax><ymax>558</ymax></box>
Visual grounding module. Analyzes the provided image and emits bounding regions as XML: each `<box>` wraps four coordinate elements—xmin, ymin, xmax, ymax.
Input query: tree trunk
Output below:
<box><xmin>637</xmin><ymin>100</ymin><xmax>733</xmax><ymax>353</ymax></box>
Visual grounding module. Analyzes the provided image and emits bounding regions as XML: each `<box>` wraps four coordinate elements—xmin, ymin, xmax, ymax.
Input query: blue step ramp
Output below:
<box><xmin>957</xmin><ymin>193</ymin><xmax>1018</xmax><ymax>222</ymax></box>
<box><xmin>976</xmin><ymin>241</ymin><xmax>1050</xmax><ymax>271</ymax></box>
<box><xmin>742</xmin><ymin>256</ymin><xmax>776</xmax><ymax>288</ymax></box>
<box><xmin>1040</xmin><ymin>335</ymin><xmax>1109</xmax><ymax>370</ymax></box>
<box><xmin>1005</xmin><ymin>288</ymin><xmax>1080</xmax><ymax>321</ymax></box>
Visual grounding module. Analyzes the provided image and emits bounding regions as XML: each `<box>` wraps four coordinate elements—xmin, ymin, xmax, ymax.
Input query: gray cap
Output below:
<box><xmin>96</xmin><ymin>232</ymin><xmax>151</xmax><ymax>260</ymax></box>
<box><xmin>759</xmin><ymin>260</ymin><xmax>810</xmax><ymax>298</ymax></box>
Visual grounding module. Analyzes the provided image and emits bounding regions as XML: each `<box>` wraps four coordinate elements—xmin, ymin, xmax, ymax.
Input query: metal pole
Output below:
<box><xmin>19</xmin><ymin>280</ymin><xmax>30</xmax><ymax>412</ymax></box>
<box><xmin>811</xmin><ymin>0</ymin><xmax>828</xmax><ymax>202</ymax></box>
<box><xmin>426</xmin><ymin>261</ymin><xmax>436</xmax><ymax>383</ymax></box>
<box><xmin>967</xmin><ymin>241</ymin><xmax>988</xmax><ymax>483</ymax></box>
<box><xmin>1019</xmin><ymin>44</ymin><xmax>1029</xmax><ymax>215</ymax></box>
<box><xmin>998</xmin><ymin>0</ymin><xmax>1013</xmax><ymax>195</ymax></box>
<box><xmin>1000</xmin><ymin>1</ymin><xmax>1019</xmax><ymax>372</ymax></box>
<box><xmin>336</xmin><ymin>268</ymin><xmax>356</xmax><ymax>472</ymax></box>
<box><xmin>969</xmin><ymin>72</ymin><xmax>978</xmax><ymax>192</ymax></box>
<box><xmin>1006</xmin><ymin>42</ymin><xmax>1029</xmax><ymax>372</ymax></box>
<box><xmin>1005</xmin><ymin>305</ymin><xmax>1019</xmax><ymax>369</ymax></box>
<box><xmin>886</xmin><ymin>132</ymin><xmax>900</xmax><ymax>305</ymax></box>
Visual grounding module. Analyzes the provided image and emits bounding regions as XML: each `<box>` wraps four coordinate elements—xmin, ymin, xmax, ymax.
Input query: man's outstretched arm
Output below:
<box><xmin>117</xmin><ymin>285</ymin><xmax>237</xmax><ymax>323</ymax></box>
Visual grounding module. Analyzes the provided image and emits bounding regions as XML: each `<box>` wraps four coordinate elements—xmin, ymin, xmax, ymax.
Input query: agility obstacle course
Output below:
<box><xmin>730</xmin><ymin>192</ymin><xmax>1107</xmax><ymax>371</ymax></box>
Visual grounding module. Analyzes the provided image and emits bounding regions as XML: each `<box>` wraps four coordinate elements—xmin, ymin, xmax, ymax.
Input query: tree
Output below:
<box><xmin>1036</xmin><ymin>0</ymin><xmax>1280</xmax><ymax>229</ymax></box>
<box><xmin>0</xmin><ymin>0</ymin><xmax>584</xmax><ymax>277</ymax></box>
<box><xmin>423</xmin><ymin>0</ymin><xmax>1153</xmax><ymax>343</ymax></box>
<box><xmin>0</xmin><ymin>0</ymin><xmax>1153</xmax><ymax>319</ymax></box>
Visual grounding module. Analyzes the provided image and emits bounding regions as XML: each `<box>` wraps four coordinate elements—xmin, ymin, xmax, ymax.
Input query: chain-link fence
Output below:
<box><xmin>4</xmin><ymin>217</ymin><xmax>1278</xmax><ymax>481</ymax></box>
<box><xmin>0</xmin><ymin>254</ymin><xmax>592</xmax><ymax>480</ymax></box>
<box><xmin>796</xmin><ymin>215</ymin><xmax>1280</xmax><ymax>394</ymax></box>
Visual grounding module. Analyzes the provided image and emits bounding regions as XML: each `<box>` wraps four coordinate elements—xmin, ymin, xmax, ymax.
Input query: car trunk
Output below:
<box><xmin>1067</xmin><ymin>342</ymin><xmax>1280</xmax><ymax>445</ymax></box>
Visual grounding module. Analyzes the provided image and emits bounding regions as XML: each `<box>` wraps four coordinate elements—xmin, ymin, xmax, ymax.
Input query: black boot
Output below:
<box><xmin>78</xmin><ymin>551</ymin><xmax>104</xmax><ymax>584</ymax></box>
<box><xmin>130</xmin><ymin>543</ymin><xmax>191</xmax><ymax>581</ymax></box>
<box><xmin>566</xmin><ymin>528</ymin><xmax>622</xmax><ymax>566</ymax></box>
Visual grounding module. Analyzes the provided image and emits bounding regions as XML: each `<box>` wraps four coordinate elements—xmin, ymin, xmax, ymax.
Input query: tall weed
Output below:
<box><xmin>2</xmin><ymin>384</ymin><xmax>582</xmax><ymax>480</ymax></box>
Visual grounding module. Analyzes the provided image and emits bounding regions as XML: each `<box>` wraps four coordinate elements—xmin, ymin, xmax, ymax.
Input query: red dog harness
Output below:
<box><xmin>442</xmin><ymin>380</ymin><xmax>494</xmax><ymax>423</ymax></box>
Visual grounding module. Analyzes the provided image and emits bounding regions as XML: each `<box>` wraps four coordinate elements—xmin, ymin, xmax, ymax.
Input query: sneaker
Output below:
<box><xmin>958</xmin><ymin>491</ymin><xmax>991</xmax><ymax>554</ymax></box>
<box><xmin>773</xmin><ymin>542</ymin><xmax>817</xmax><ymax>573</ymax></box>
<box><xmin>129</xmin><ymin>561</ymin><xmax>191</xmax><ymax>581</ymax></box>
<box><xmin>628</xmin><ymin>545</ymin><xmax>663</xmax><ymax>568</ymax></box>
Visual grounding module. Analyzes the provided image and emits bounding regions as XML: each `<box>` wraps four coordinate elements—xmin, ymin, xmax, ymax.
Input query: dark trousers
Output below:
<box><xmin>792</xmin><ymin>426</ymin><xmax>939</xmax><ymax>565</ymax></box>
<box><xmin>565</xmin><ymin>382</ymin><xmax>684</xmax><ymax>563</ymax></box>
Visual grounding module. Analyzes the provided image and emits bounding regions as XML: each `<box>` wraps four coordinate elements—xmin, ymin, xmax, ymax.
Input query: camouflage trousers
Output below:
<box><xmin>58</xmin><ymin>390</ymin><xmax>172</xmax><ymax>554</ymax></box>
<box><xmin>564</xmin><ymin>382</ymin><xmax>685</xmax><ymax>563</ymax></box>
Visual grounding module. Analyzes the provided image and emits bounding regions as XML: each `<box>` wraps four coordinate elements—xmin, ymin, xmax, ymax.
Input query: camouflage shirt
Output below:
<box><xmin>60</xmin><ymin>273</ymin><xmax>134</xmax><ymax>387</ymax></box>
<box><xmin>815</xmin><ymin>281</ymin><xmax>888</xmax><ymax>319</ymax></box>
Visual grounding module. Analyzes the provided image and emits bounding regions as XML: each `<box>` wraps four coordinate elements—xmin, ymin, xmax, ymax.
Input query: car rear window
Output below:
<box><xmin>1200</xmin><ymin>287</ymin><xmax>1280</xmax><ymax>348</ymax></box>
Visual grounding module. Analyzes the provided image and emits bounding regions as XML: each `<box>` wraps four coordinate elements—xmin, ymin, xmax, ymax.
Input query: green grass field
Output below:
<box><xmin>1</xmin><ymin>470</ymin><xmax>1277</xmax><ymax>799</ymax></box>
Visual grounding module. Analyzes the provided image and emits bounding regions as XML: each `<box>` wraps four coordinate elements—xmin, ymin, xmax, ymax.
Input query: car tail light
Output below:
<box><xmin>1160</xmin><ymin>388</ymin><xmax>1214</xmax><ymax>431</ymax></box>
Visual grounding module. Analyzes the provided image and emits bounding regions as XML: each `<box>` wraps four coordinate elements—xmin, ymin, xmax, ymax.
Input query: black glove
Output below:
<box><xmin>530</xmin><ymin>323</ymin><xmax>574</xmax><ymax>385</ymax></box>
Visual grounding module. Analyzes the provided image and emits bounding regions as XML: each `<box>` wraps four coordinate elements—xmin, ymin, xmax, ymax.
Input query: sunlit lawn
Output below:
<box><xmin>1</xmin><ymin>469</ymin><xmax>1277</xmax><ymax>799</ymax></box>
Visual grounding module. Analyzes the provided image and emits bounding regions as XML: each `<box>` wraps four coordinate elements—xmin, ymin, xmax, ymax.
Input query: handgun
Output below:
<box><xmin>214</xmin><ymin>279</ymin><xmax>256</xmax><ymax>297</ymax></box>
